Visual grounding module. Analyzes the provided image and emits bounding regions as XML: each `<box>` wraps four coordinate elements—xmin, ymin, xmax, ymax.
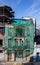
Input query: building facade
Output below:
<box><xmin>0</xmin><ymin>6</ymin><xmax>34</xmax><ymax>62</ymax></box>
<box><xmin>33</xmin><ymin>27</ymin><xmax>40</xmax><ymax>57</ymax></box>
<box><xmin>0</xmin><ymin>5</ymin><xmax>14</xmax><ymax>61</ymax></box>
<box><xmin>5</xmin><ymin>19</ymin><xmax>34</xmax><ymax>61</ymax></box>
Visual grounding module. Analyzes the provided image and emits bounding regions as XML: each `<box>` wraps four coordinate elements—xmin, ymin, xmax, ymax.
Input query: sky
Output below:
<box><xmin>0</xmin><ymin>0</ymin><xmax>40</xmax><ymax>26</ymax></box>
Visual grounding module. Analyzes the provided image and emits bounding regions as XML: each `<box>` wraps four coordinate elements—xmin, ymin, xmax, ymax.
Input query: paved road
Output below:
<box><xmin>23</xmin><ymin>62</ymin><xmax>40</xmax><ymax>65</ymax></box>
<box><xmin>0</xmin><ymin>62</ymin><xmax>40</xmax><ymax>65</ymax></box>
<box><xmin>0</xmin><ymin>62</ymin><xmax>4</xmax><ymax>65</ymax></box>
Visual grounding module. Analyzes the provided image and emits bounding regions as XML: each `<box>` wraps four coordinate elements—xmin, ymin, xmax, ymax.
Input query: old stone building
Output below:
<box><xmin>0</xmin><ymin>5</ymin><xmax>14</xmax><ymax>61</ymax></box>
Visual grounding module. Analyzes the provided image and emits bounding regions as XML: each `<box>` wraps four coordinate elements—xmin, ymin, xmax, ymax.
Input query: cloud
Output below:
<box><xmin>0</xmin><ymin>0</ymin><xmax>5</xmax><ymax>4</ymax></box>
<box><xmin>0</xmin><ymin>0</ymin><xmax>10</xmax><ymax>5</ymax></box>
<box><xmin>24</xmin><ymin>2</ymin><xmax>39</xmax><ymax>15</ymax></box>
<box><xmin>23</xmin><ymin>0</ymin><xmax>40</xmax><ymax>26</ymax></box>
<box><xmin>23</xmin><ymin>0</ymin><xmax>40</xmax><ymax>16</ymax></box>
<box><xmin>16</xmin><ymin>0</ymin><xmax>21</xmax><ymax>6</ymax></box>
<box><xmin>38</xmin><ymin>0</ymin><xmax>40</xmax><ymax>1</ymax></box>
<box><xmin>14</xmin><ymin>0</ymin><xmax>22</xmax><ymax>8</ymax></box>
<box><xmin>24</xmin><ymin>0</ymin><xmax>40</xmax><ymax>14</ymax></box>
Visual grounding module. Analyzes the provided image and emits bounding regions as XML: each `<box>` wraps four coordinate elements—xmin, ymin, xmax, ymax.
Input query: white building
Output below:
<box><xmin>33</xmin><ymin>27</ymin><xmax>40</xmax><ymax>56</ymax></box>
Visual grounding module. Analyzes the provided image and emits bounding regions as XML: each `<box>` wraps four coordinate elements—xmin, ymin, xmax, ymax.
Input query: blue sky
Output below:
<box><xmin>0</xmin><ymin>0</ymin><xmax>40</xmax><ymax>26</ymax></box>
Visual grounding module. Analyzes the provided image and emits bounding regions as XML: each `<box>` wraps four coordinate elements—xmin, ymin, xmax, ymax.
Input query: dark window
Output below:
<box><xmin>0</xmin><ymin>19</ymin><xmax>3</xmax><ymax>22</ymax></box>
<box><xmin>0</xmin><ymin>8</ymin><xmax>3</xmax><ymax>15</ymax></box>
<box><xmin>16</xmin><ymin>50</ymin><xmax>22</xmax><ymax>58</ymax></box>
<box><xmin>8</xmin><ymin>39</ymin><xmax>12</xmax><ymax>48</ymax></box>
<box><xmin>16</xmin><ymin>28</ymin><xmax>24</xmax><ymax>37</ymax></box>
<box><xmin>0</xmin><ymin>27</ymin><xmax>4</xmax><ymax>34</ymax></box>
<box><xmin>0</xmin><ymin>40</ymin><xmax>3</xmax><ymax>46</ymax></box>
<box><xmin>0</xmin><ymin>50</ymin><xmax>3</xmax><ymax>53</ymax></box>
<box><xmin>8</xmin><ymin>28</ymin><xmax>13</xmax><ymax>36</ymax></box>
<box><xmin>36</xmin><ymin>36</ymin><xmax>40</xmax><ymax>45</ymax></box>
